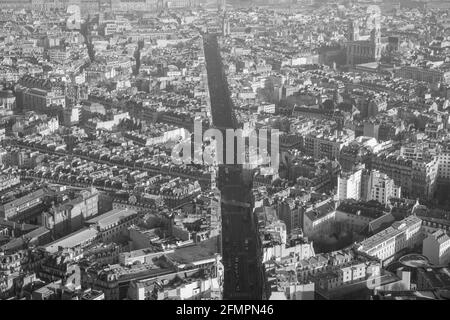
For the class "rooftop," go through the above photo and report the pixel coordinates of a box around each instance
[44,227,99,253]
[165,237,218,267]
[358,215,422,252]
[85,208,138,229]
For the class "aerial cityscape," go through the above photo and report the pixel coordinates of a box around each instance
[0,0,450,302]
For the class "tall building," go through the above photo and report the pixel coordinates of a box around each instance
[277,199,303,235]
[203,34,267,300]
[336,169,362,201]
[66,4,81,30]
[337,168,401,205]
[362,170,401,205]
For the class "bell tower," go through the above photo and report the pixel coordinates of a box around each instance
[370,17,381,60]
[347,19,359,42]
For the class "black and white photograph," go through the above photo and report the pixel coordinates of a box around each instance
[0,0,449,309]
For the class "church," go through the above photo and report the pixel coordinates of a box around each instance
[345,15,386,66]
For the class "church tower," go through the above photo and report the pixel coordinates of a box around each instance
[370,17,382,60]
[347,19,359,42]
[222,13,230,37]
[370,24,381,46]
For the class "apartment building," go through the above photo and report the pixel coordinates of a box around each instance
[394,66,450,85]
[42,188,99,238]
[0,189,46,221]
[336,169,362,201]
[422,229,450,266]
[357,215,422,264]
[304,130,353,160]
[0,175,20,192]
[362,170,401,205]
[85,208,139,243]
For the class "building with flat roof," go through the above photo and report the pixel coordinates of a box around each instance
[362,170,401,205]
[85,208,139,243]
[83,237,220,300]
[357,215,422,264]
[119,247,165,266]
[0,189,46,222]
[43,227,99,254]
[335,200,390,235]
[81,289,105,300]
[42,187,99,239]
[303,197,336,240]
[304,130,353,160]
[395,66,450,85]
[0,226,51,253]
[337,169,362,201]
[127,265,221,300]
